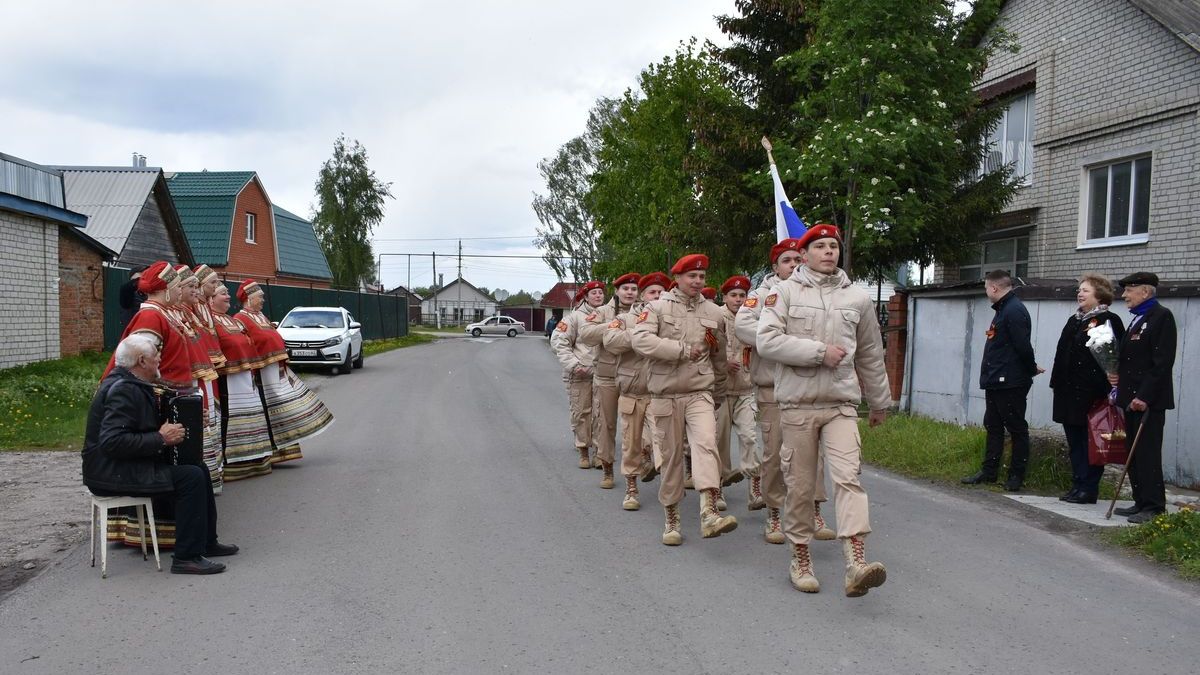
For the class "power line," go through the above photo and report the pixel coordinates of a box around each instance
[373,235,536,242]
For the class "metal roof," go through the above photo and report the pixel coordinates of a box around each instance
[1,152,65,207]
[57,167,159,254]
[273,204,333,280]
[1131,0,1200,52]
[165,171,256,265]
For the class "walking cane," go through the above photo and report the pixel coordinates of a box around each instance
[1105,419,1147,520]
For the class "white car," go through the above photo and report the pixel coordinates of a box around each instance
[277,306,364,375]
[465,315,526,337]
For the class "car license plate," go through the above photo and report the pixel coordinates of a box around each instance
[291,349,318,357]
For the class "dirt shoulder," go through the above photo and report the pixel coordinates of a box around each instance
[0,451,87,600]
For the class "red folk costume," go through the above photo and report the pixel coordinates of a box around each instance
[103,262,195,391]
[191,265,227,371]
[234,281,288,368]
[212,313,260,374]
[171,266,219,386]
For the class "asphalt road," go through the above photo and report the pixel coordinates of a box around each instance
[1,336,1197,674]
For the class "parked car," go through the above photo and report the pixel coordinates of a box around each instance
[277,306,364,375]
[465,315,526,337]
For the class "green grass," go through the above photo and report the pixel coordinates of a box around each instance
[0,352,108,451]
[1104,509,1200,580]
[362,333,436,356]
[410,324,470,335]
[861,413,1078,496]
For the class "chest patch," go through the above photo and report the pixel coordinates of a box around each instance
[608,319,624,329]
[586,313,598,322]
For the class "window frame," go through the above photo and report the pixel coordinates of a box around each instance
[1077,152,1152,249]
[245,212,257,244]
[957,234,1030,282]
[979,90,1036,186]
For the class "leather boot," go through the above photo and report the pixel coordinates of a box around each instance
[699,488,738,538]
[662,503,682,546]
[622,475,640,511]
[592,453,603,470]
[764,507,785,544]
[715,488,727,511]
[683,455,694,490]
[843,534,887,597]
[813,502,835,540]
[640,449,658,482]
[722,469,744,487]
[578,447,590,469]
[747,476,765,511]
[789,543,820,593]
[600,461,614,489]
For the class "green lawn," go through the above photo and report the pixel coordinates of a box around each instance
[0,352,108,451]
[363,333,436,356]
[1104,509,1200,580]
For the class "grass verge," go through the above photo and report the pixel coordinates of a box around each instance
[0,352,108,451]
[363,333,436,357]
[1102,509,1200,580]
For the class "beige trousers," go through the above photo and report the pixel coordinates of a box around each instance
[717,392,760,478]
[756,387,787,509]
[648,392,721,506]
[779,406,871,545]
[618,394,651,476]
[593,378,619,464]
[567,377,593,450]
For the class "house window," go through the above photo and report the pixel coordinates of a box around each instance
[475,309,485,322]
[957,235,1029,282]
[245,213,257,243]
[1084,156,1151,244]
[979,90,1035,184]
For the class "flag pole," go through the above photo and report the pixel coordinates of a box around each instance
[761,136,776,166]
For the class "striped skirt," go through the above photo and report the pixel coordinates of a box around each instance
[201,380,223,494]
[260,363,333,459]
[221,370,274,482]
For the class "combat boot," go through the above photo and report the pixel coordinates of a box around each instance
[747,476,765,511]
[843,534,887,597]
[662,503,682,546]
[622,476,640,511]
[789,543,820,593]
[764,507,785,544]
[639,449,658,482]
[600,461,614,489]
[578,447,590,469]
[700,488,738,538]
[683,455,694,490]
[722,469,744,487]
[814,502,835,540]
[715,488,727,511]
[592,454,602,470]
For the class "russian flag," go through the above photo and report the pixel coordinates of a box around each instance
[769,162,807,241]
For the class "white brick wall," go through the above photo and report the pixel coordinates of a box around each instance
[0,211,61,368]
[977,0,1200,280]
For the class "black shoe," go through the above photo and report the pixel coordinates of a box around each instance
[170,556,226,575]
[1004,477,1023,492]
[1113,504,1142,517]
[1064,492,1097,504]
[1127,509,1166,524]
[1059,489,1079,501]
[961,471,997,485]
[207,542,239,557]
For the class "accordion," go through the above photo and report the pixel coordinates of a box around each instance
[157,390,205,467]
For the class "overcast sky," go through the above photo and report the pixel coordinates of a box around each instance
[0,0,734,293]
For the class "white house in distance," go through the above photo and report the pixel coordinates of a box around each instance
[419,278,496,326]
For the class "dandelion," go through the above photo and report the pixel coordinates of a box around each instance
[908,187,916,194]
[857,138,864,143]
[891,43,897,49]
[880,105,890,113]
[932,89,939,97]
[898,163,906,170]
[861,57,870,66]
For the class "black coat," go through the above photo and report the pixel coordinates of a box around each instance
[980,291,1038,390]
[81,367,173,495]
[1116,302,1176,410]
[1049,311,1125,425]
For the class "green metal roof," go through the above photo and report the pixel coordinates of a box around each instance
[273,205,333,280]
[165,171,254,265]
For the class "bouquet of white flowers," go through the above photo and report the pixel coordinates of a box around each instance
[1085,320,1119,375]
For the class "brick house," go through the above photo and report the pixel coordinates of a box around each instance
[58,224,117,355]
[165,171,332,288]
[941,0,1200,282]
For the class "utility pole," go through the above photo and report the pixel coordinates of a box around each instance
[457,239,463,325]
[432,251,439,329]
[407,253,411,294]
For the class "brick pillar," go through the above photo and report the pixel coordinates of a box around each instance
[885,291,908,402]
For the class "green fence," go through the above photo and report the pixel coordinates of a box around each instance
[103,267,407,350]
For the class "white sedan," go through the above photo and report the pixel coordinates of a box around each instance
[277,306,364,375]
[465,315,526,337]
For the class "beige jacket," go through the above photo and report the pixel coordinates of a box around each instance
[722,305,753,396]
[551,303,596,381]
[602,303,651,397]
[631,288,727,399]
[756,267,891,412]
[734,274,782,388]
[578,298,633,381]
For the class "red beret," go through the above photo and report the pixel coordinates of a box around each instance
[136,261,178,294]
[613,272,640,288]
[701,287,716,300]
[668,280,678,291]
[581,280,604,295]
[797,224,842,249]
[720,275,751,294]
[236,279,263,303]
[670,254,709,275]
[770,238,803,263]
[638,272,670,291]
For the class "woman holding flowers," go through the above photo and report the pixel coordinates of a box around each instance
[1049,273,1124,504]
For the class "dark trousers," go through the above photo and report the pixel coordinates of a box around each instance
[1125,409,1167,512]
[982,384,1031,480]
[92,464,218,559]
[1063,423,1103,494]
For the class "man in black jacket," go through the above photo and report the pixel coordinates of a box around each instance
[82,334,238,574]
[1109,272,1176,523]
[963,270,1043,491]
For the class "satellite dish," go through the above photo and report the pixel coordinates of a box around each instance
[494,289,510,302]
[531,291,544,302]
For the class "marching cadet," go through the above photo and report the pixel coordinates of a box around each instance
[632,254,737,545]
[717,275,761,511]
[736,239,836,544]
[757,224,891,597]
[579,273,641,489]
[552,281,606,469]
[603,272,670,510]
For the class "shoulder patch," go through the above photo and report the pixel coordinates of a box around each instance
[744,297,758,309]
[608,319,623,329]
[636,311,650,324]
[556,321,568,332]
[764,293,778,307]
[585,313,598,322]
